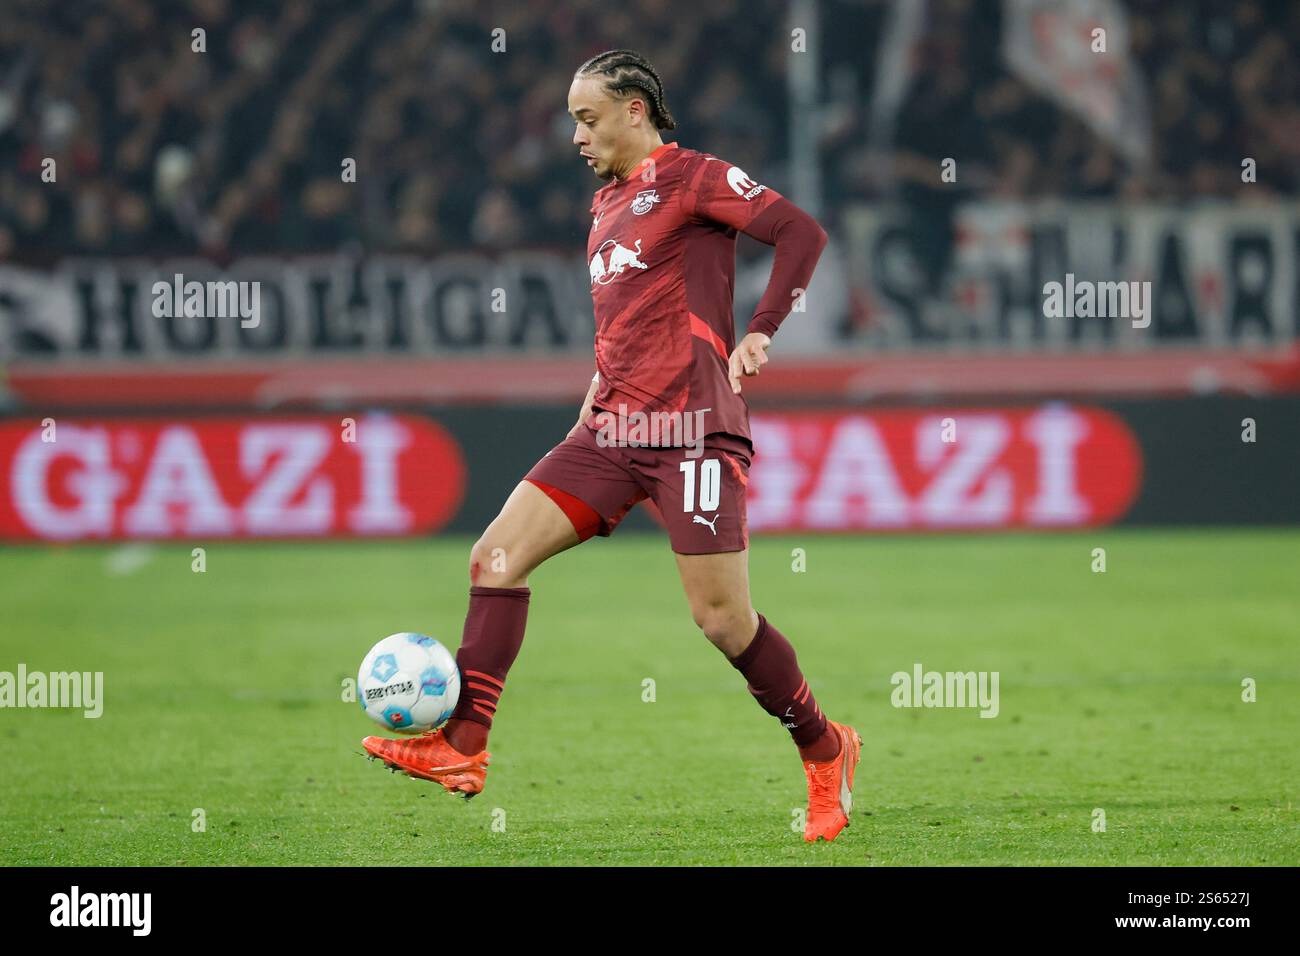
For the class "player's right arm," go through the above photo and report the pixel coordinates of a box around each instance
[567,370,600,438]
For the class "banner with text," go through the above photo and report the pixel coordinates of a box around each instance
[5,399,1293,542]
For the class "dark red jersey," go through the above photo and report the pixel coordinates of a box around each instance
[583,141,827,450]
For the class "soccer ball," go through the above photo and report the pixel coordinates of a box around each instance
[358,633,460,734]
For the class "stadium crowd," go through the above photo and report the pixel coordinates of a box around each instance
[0,0,1295,263]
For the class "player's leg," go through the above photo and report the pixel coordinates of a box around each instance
[440,479,587,757]
[363,479,588,795]
[467,478,585,589]
[674,548,837,758]
[363,453,636,796]
[644,437,834,754]
[400,424,642,783]
[674,547,861,841]
[649,435,861,840]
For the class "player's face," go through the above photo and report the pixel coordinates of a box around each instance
[568,76,633,181]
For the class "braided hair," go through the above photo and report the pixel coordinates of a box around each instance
[575,50,677,131]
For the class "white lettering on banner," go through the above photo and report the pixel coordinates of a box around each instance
[0,410,1136,539]
[915,415,1012,525]
[241,425,333,533]
[803,418,911,528]
[1,414,446,540]
[0,201,1288,363]
[12,427,121,539]
[843,201,1300,350]
[744,408,1140,530]
[1023,404,1090,524]
[348,415,412,533]
[122,427,236,536]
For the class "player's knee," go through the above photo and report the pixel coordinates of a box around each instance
[468,536,525,588]
[692,600,754,647]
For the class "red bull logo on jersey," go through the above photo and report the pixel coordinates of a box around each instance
[589,238,649,286]
[630,189,661,215]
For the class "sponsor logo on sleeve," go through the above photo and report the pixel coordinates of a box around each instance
[726,166,766,201]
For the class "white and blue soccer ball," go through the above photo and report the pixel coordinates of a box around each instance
[358,633,460,734]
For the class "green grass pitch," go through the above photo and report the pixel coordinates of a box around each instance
[1,529,1296,866]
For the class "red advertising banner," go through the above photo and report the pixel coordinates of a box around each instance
[0,404,1144,541]
[0,414,465,541]
[744,405,1142,531]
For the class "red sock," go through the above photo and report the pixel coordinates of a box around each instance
[444,585,530,754]
[797,725,842,763]
[728,613,838,759]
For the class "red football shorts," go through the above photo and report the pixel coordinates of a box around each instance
[524,422,752,555]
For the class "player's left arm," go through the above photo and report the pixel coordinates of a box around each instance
[683,158,829,394]
[728,197,828,393]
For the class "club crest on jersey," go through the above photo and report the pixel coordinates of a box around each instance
[727,166,766,201]
[630,189,661,215]
[589,238,648,286]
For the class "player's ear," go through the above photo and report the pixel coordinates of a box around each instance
[628,95,647,128]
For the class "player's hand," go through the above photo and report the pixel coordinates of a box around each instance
[728,332,771,394]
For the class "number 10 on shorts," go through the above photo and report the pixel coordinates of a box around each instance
[680,459,721,512]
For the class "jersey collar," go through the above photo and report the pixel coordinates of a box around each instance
[616,141,678,183]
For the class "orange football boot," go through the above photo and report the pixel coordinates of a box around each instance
[802,720,862,842]
[362,728,490,798]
